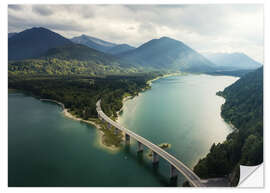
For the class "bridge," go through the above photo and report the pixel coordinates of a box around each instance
[96,100,206,187]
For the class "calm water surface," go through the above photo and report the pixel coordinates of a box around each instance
[8,74,237,186]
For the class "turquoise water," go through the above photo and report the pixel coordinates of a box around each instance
[118,74,238,168]
[8,74,237,187]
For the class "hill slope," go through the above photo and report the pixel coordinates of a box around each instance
[204,52,262,70]
[8,27,73,60]
[44,44,121,63]
[70,35,116,53]
[9,44,137,76]
[194,67,263,185]
[107,44,135,55]
[8,32,17,38]
[71,35,135,54]
[118,37,215,72]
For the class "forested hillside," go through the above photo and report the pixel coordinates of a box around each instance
[193,67,263,186]
[8,44,139,76]
[118,37,215,72]
[106,44,135,55]
[9,73,160,120]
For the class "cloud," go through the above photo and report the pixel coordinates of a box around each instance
[32,5,53,16]
[8,4,263,62]
[8,5,23,10]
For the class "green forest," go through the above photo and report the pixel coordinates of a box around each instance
[8,57,139,76]
[193,67,263,186]
[9,73,160,120]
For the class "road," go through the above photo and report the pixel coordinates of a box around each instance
[96,99,205,187]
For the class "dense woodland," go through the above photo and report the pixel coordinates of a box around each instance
[8,58,137,76]
[193,67,263,186]
[9,73,160,120]
[8,44,141,76]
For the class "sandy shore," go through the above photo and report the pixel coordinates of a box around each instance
[146,72,182,86]
[95,130,121,153]
[41,99,124,152]
[115,95,132,122]
[40,98,101,129]
[40,72,182,152]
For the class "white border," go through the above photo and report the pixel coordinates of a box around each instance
[1,0,269,193]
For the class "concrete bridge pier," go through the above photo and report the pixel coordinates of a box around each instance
[125,134,130,144]
[170,165,178,179]
[137,141,143,152]
[152,151,159,165]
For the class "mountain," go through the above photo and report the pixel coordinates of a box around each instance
[204,52,262,70]
[8,27,73,60]
[71,35,135,54]
[71,35,117,53]
[107,44,135,55]
[8,32,17,38]
[43,44,125,65]
[118,37,215,72]
[8,43,138,76]
[194,67,263,185]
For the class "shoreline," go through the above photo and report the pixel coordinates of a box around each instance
[146,72,182,86]
[40,99,101,129]
[40,98,118,151]
[40,72,182,152]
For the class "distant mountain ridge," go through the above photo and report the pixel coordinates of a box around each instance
[9,27,248,74]
[118,37,215,72]
[71,34,135,54]
[204,52,262,70]
[9,27,73,60]
[71,34,116,53]
[106,44,135,55]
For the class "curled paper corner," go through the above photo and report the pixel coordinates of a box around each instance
[238,163,264,187]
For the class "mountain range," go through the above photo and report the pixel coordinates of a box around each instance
[70,35,135,55]
[8,27,262,75]
[118,37,215,72]
[204,52,262,70]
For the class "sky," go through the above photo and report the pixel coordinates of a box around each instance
[8,4,263,62]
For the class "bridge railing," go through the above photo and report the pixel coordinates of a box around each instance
[96,99,204,187]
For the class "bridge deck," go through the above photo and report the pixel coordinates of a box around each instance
[96,100,205,187]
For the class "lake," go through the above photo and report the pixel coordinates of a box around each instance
[8,74,238,187]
